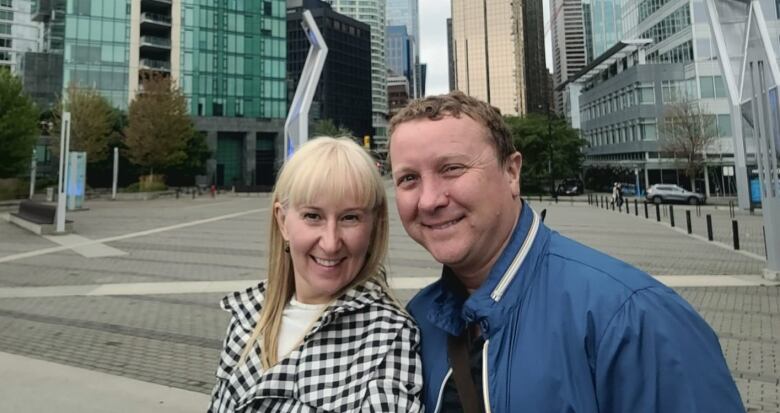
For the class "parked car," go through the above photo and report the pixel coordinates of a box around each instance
[645,184,706,205]
[556,178,584,195]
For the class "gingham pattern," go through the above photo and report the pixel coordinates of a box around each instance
[207,280,424,413]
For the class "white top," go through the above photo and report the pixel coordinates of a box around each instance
[278,297,327,359]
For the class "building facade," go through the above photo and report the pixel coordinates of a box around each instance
[447,17,455,91]
[1,0,40,73]
[565,0,780,196]
[387,72,409,117]
[29,0,288,188]
[385,24,410,80]
[549,0,586,114]
[450,0,547,115]
[386,0,422,97]
[287,0,372,140]
[326,0,388,144]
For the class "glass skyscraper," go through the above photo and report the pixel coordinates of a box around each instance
[40,0,288,187]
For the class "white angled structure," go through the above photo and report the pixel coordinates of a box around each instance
[705,0,779,279]
[284,10,328,161]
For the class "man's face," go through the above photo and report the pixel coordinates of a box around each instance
[390,115,522,281]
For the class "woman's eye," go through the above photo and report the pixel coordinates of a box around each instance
[303,213,320,221]
[342,214,360,222]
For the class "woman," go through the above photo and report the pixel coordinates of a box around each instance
[208,137,423,412]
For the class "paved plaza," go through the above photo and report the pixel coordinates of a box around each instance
[0,188,778,411]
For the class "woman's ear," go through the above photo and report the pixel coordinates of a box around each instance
[274,202,289,240]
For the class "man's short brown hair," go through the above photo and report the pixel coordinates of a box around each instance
[388,91,516,164]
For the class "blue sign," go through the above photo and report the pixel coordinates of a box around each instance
[749,177,762,205]
[67,151,87,210]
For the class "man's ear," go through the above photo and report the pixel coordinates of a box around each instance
[274,202,289,240]
[505,152,522,198]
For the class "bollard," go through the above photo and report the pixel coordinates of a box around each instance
[655,203,661,222]
[192,190,196,199]
[732,220,740,250]
[685,210,692,234]
[634,199,638,216]
[728,201,734,219]
[706,214,713,241]
[669,205,675,227]
[541,209,547,221]
[644,201,649,219]
[625,201,630,214]
[611,201,615,211]
[764,227,768,259]
[696,204,701,218]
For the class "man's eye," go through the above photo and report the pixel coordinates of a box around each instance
[443,165,464,174]
[397,175,417,185]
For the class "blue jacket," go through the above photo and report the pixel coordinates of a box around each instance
[407,205,744,413]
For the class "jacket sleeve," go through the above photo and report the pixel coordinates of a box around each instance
[594,286,745,412]
[360,321,425,413]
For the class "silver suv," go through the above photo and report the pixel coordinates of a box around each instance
[646,184,706,205]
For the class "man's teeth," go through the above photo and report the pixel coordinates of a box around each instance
[313,257,341,267]
[430,218,460,230]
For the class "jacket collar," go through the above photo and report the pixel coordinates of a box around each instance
[427,202,549,336]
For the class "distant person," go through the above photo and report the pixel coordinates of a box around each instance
[388,91,743,412]
[208,137,423,412]
[611,182,620,208]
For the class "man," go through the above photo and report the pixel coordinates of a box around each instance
[388,91,743,412]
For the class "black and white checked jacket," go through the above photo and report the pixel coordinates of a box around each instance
[208,280,424,413]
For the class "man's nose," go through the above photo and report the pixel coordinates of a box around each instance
[417,181,448,212]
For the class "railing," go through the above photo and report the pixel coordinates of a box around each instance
[140,58,170,71]
[140,12,171,25]
[140,35,171,47]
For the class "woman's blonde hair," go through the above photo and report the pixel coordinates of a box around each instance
[241,136,390,369]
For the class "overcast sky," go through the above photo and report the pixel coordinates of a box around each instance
[419,0,554,96]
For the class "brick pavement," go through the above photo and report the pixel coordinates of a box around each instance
[0,194,776,411]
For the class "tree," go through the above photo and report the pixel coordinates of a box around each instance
[312,119,355,140]
[0,69,39,178]
[51,84,115,163]
[124,73,194,184]
[505,113,586,194]
[164,131,211,186]
[659,99,717,191]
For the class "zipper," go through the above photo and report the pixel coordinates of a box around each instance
[482,339,492,413]
[490,210,540,302]
[434,368,453,413]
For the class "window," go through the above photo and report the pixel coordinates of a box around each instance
[700,76,715,98]
[0,23,9,34]
[717,114,732,137]
[641,120,657,140]
[0,38,10,48]
[639,86,655,104]
[0,10,12,20]
[0,0,10,8]
[74,0,91,15]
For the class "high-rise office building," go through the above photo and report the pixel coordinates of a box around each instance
[0,0,40,73]
[386,24,411,79]
[287,0,372,140]
[450,0,547,116]
[549,0,586,114]
[33,0,288,187]
[386,0,422,97]
[447,17,455,92]
[326,0,388,143]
